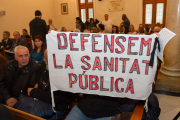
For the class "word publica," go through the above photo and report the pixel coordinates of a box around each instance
[57,33,152,56]
[69,73,134,94]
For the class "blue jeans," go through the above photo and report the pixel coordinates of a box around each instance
[65,105,115,120]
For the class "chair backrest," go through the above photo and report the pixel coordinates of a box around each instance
[0,47,6,57]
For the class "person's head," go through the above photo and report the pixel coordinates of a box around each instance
[90,27,99,33]
[104,14,108,20]
[129,25,135,32]
[156,23,161,29]
[76,17,81,23]
[3,31,10,39]
[48,19,52,25]
[102,30,111,33]
[112,25,119,33]
[98,24,105,31]
[122,14,128,21]
[90,18,94,23]
[139,24,144,28]
[22,29,27,35]
[61,27,67,32]
[73,29,80,32]
[123,25,129,34]
[13,31,21,41]
[14,46,30,68]
[43,49,48,64]
[138,27,144,33]
[84,29,90,33]
[35,10,42,17]
[154,26,161,33]
[33,35,46,52]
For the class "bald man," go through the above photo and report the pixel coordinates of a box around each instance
[6,31,28,60]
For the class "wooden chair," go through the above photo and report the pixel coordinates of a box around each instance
[0,47,6,57]
[5,105,46,120]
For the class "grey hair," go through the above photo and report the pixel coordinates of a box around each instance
[73,29,80,32]
[3,31,10,36]
[14,45,29,56]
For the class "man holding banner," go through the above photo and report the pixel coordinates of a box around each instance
[46,30,162,119]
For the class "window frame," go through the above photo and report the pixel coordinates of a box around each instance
[143,0,167,27]
[78,0,94,22]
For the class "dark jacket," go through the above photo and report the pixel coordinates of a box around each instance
[0,38,13,50]
[21,34,31,38]
[10,38,28,51]
[30,62,73,111]
[0,58,39,103]
[85,19,99,29]
[0,54,7,74]
[29,17,48,40]
[123,19,130,27]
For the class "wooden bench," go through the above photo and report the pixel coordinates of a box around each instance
[5,105,46,120]
[0,47,6,57]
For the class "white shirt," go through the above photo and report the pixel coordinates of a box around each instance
[102,19,113,31]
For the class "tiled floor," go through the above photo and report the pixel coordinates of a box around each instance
[154,93,180,120]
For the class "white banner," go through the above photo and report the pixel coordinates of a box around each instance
[46,31,157,102]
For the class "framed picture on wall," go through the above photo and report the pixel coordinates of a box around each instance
[61,3,68,14]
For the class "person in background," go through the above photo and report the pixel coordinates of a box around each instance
[122,25,129,34]
[122,14,130,29]
[102,14,113,31]
[112,25,119,34]
[29,10,48,45]
[6,31,28,60]
[84,29,91,33]
[28,49,73,120]
[0,46,39,107]
[129,25,136,34]
[90,27,99,33]
[119,22,124,33]
[30,35,46,64]
[156,22,162,30]
[73,29,81,32]
[0,31,13,50]
[144,24,151,35]
[47,19,57,31]
[61,27,67,32]
[98,24,105,33]
[85,18,99,29]
[0,54,7,74]
[76,17,86,32]
[137,27,145,35]
[21,29,31,38]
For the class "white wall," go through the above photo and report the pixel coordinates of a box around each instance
[53,0,79,31]
[0,0,55,41]
[0,0,143,40]
[93,0,143,30]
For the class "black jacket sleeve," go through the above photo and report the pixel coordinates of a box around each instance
[0,67,11,102]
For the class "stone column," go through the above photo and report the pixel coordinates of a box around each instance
[160,0,180,77]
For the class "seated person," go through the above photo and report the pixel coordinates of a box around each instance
[30,35,46,64]
[21,29,31,38]
[98,24,105,33]
[85,18,99,29]
[65,93,160,120]
[0,46,39,107]
[137,27,145,35]
[90,27,99,33]
[61,27,67,32]
[112,25,119,34]
[0,53,8,74]
[6,31,28,60]
[122,25,129,34]
[0,31,13,50]
[28,49,73,119]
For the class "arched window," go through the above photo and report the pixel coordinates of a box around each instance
[79,0,94,23]
[143,0,167,27]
